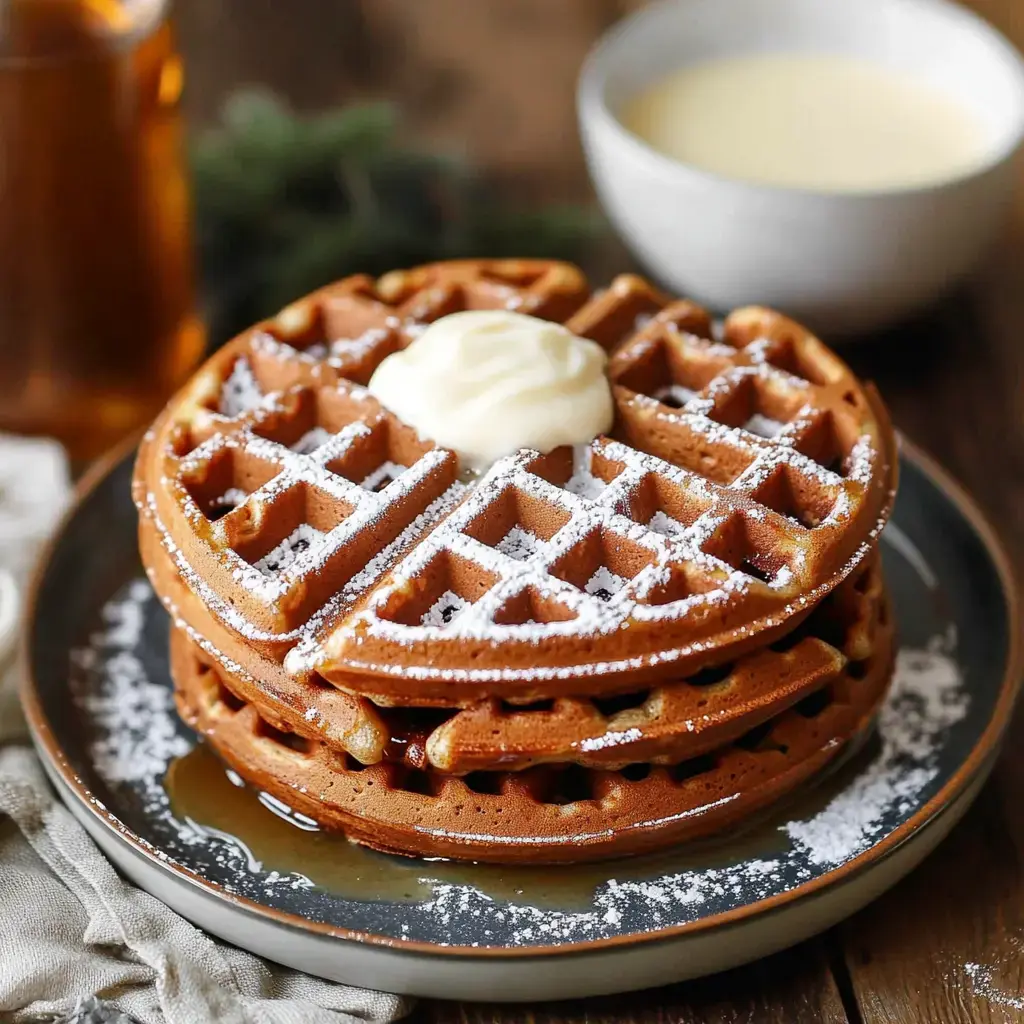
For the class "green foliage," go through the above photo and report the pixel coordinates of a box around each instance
[191,91,605,343]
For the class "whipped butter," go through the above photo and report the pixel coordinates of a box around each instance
[367,310,613,470]
[623,55,988,192]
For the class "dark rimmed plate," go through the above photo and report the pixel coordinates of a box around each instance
[20,439,1020,1001]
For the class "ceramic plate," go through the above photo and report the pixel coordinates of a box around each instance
[21,440,1020,1001]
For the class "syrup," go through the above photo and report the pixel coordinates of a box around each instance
[0,0,203,461]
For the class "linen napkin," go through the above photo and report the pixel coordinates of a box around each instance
[0,435,413,1024]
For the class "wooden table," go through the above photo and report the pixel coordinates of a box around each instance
[404,237,1024,1024]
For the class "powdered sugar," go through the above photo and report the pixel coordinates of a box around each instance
[259,327,393,373]
[321,432,888,683]
[70,579,320,894]
[253,524,326,576]
[157,302,889,690]
[213,487,247,511]
[327,328,392,364]
[219,358,265,418]
[964,945,1024,1012]
[564,448,610,500]
[183,418,455,605]
[496,526,541,561]
[404,626,971,945]
[70,580,189,787]
[422,590,469,627]
[585,566,628,601]
[784,635,967,865]
[648,511,686,538]
[578,727,644,753]
[361,461,405,492]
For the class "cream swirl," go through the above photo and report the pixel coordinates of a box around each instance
[368,310,613,471]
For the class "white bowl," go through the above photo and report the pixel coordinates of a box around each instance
[578,0,1024,334]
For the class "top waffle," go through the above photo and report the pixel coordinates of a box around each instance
[135,260,897,701]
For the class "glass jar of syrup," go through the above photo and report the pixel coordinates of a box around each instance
[0,0,205,462]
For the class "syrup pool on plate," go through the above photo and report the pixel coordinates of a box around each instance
[622,54,991,192]
[164,740,871,909]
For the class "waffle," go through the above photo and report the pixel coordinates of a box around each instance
[170,566,894,863]
[156,516,882,773]
[134,260,897,705]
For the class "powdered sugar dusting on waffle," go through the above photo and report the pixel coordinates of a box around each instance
[348,444,752,647]
[649,511,687,538]
[362,461,405,492]
[497,526,542,561]
[214,488,247,510]
[327,328,392,364]
[743,413,785,439]
[423,591,469,627]
[219,357,265,418]
[146,480,468,653]
[565,446,610,500]
[254,524,326,576]
[586,567,628,601]
[175,409,458,605]
[253,326,392,370]
[578,726,644,753]
[847,434,877,485]
[316,417,892,681]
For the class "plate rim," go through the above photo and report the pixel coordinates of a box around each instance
[19,432,1022,960]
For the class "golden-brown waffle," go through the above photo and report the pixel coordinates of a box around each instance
[424,554,885,773]
[170,574,894,862]
[135,260,897,704]
[158,501,885,777]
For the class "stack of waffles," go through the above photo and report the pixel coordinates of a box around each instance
[134,260,899,864]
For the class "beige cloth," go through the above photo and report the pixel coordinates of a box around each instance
[1,571,24,746]
[0,746,413,1024]
[0,435,412,1024]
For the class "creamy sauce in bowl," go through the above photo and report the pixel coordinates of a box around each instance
[622,54,990,192]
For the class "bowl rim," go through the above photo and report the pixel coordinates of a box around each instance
[578,0,1024,201]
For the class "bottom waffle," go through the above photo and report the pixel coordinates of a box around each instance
[170,604,896,864]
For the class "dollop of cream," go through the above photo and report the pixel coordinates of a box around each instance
[368,310,614,470]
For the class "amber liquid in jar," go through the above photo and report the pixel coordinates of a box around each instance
[0,0,205,462]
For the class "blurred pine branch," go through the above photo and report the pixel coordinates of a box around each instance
[192,92,606,343]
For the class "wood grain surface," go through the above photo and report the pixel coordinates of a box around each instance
[173,1,1024,1019]
[419,942,850,1024]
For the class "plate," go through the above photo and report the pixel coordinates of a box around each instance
[21,439,1020,1001]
